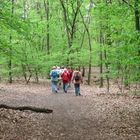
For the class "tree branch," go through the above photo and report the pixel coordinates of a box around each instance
[122,0,134,9]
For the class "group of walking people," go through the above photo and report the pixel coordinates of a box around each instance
[50,66,83,96]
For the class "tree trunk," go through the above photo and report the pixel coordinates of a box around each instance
[8,46,12,83]
[134,0,140,32]
[8,0,15,83]
[134,0,140,56]
[59,0,81,48]
[99,31,103,88]
[82,67,85,77]
[79,1,93,85]
[104,50,110,92]
[35,68,39,83]
[44,0,50,54]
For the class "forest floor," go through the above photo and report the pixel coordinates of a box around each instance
[0,81,140,140]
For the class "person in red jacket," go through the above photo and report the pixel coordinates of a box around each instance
[67,66,73,88]
[61,68,70,93]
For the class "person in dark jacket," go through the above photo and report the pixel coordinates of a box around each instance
[72,67,83,96]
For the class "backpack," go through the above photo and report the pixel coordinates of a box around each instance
[74,72,80,81]
[62,71,69,81]
[51,71,58,79]
[68,69,73,78]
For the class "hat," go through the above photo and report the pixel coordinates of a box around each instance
[52,66,56,69]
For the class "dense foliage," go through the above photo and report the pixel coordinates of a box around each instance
[0,0,140,88]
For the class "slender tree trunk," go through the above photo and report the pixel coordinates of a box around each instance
[79,1,93,85]
[8,43,12,83]
[87,32,92,85]
[124,65,129,87]
[99,50,103,87]
[104,50,110,92]
[80,30,86,48]
[134,0,140,83]
[88,62,92,85]
[44,0,50,54]
[99,31,103,87]
[85,28,92,85]
[42,36,45,50]
[46,0,50,54]
[134,0,140,32]
[35,68,39,83]
[22,64,27,82]
[8,0,15,83]
[82,67,85,77]
[59,0,71,48]
[134,0,140,57]
[23,0,28,18]
[59,0,82,48]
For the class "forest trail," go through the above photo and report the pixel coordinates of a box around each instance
[0,82,140,140]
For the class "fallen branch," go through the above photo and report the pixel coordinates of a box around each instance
[0,104,53,114]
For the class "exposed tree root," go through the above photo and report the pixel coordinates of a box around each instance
[0,104,53,114]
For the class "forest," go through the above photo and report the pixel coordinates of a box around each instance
[1,0,139,89]
[0,0,140,139]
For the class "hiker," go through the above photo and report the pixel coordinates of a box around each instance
[67,66,73,88]
[61,68,70,93]
[56,66,62,90]
[50,66,59,93]
[72,67,83,96]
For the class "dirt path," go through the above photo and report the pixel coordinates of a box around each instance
[0,83,140,140]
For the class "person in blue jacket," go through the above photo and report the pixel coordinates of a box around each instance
[50,66,59,93]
